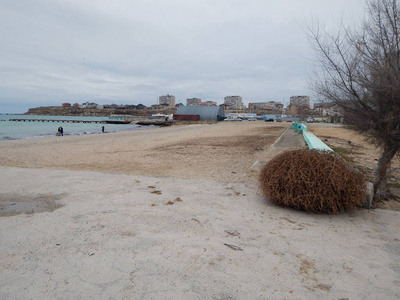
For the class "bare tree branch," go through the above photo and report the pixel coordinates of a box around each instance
[308,0,400,203]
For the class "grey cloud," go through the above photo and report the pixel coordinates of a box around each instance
[0,0,365,112]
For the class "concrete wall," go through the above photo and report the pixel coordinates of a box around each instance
[292,122,333,151]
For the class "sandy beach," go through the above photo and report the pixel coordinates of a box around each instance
[0,122,292,182]
[0,121,399,299]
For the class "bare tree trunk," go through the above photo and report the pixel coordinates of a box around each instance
[373,144,398,203]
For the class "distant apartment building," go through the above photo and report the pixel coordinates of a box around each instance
[313,102,328,116]
[313,102,342,117]
[224,96,245,109]
[159,94,176,107]
[187,98,217,106]
[79,102,98,109]
[287,104,299,115]
[248,101,283,111]
[290,96,310,108]
[187,98,201,106]
[200,101,217,106]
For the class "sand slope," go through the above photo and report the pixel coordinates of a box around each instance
[1,167,399,299]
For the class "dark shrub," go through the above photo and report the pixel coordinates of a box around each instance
[259,149,366,214]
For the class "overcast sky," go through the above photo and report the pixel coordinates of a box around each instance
[0,0,365,113]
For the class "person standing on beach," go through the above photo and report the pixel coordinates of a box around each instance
[58,126,63,136]
[101,126,105,133]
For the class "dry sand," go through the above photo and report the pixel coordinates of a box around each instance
[0,122,290,182]
[0,121,399,299]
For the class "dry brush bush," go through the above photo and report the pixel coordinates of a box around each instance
[259,149,366,214]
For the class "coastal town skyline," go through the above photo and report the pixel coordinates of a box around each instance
[33,95,299,106]
[31,95,310,111]
[0,0,365,113]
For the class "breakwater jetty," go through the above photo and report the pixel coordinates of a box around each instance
[9,118,133,124]
[10,118,106,124]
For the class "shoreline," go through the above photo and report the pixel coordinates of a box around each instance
[0,124,155,142]
[0,114,155,141]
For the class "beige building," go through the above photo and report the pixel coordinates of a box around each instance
[224,96,245,109]
[200,101,217,106]
[287,104,299,115]
[290,96,310,108]
[159,94,176,107]
[248,101,283,111]
[186,98,218,106]
[186,98,201,106]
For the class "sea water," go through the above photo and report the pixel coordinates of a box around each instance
[0,114,153,141]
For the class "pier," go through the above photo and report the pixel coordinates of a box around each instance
[10,119,107,124]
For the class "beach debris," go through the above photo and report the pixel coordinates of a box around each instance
[224,243,243,251]
[164,198,183,205]
[316,283,332,291]
[148,185,162,195]
[191,218,203,226]
[250,160,267,170]
[279,217,296,224]
[224,230,240,236]
[250,161,260,170]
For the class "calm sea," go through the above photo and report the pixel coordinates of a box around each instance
[0,114,153,141]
